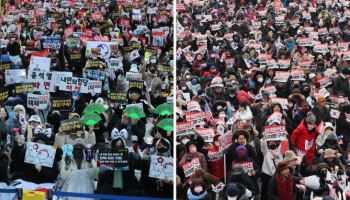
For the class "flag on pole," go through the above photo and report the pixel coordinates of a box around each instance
[204,102,213,121]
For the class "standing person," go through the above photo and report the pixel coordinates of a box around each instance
[206,134,224,180]
[332,68,350,97]
[291,112,319,165]
[267,161,304,200]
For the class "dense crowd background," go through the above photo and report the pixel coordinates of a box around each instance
[176,0,350,199]
[0,0,174,198]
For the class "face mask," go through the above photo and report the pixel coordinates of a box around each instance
[158,147,168,153]
[193,186,203,193]
[320,171,327,178]
[307,124,314,130]
[189,146,197,154]
[214,141,220,147]
[151,59,157,64]
[269,143,277,150]
[238,151,247,158]
[181,138,190,145]
[257,77,264,83]
[219,113,226,118]
[181,86,187,91]
[325,130,332,135]
[185,75,191,80]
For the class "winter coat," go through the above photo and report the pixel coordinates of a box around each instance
[291,119,319,164]
[10,143,25,178]
[226,142,258,171]
[267,173,298,200]
[332,74,349,97]
[178,152,208,172]
[336,110,350,146]
[60,160,98,200]
[234,107,253,122]
[226,173,257,196]
[140,138,173,198]
[236,90,254,104]
[312,106,331,125]
[206,144,224,179]
[260,139,283,176]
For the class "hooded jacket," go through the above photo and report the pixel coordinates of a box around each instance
[291,119,319,164]
[139,138,173,197]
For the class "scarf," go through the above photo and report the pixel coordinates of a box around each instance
[276,173,294,200]
[113,170,123,189]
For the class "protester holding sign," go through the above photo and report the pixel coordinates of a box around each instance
[0,0,174,198]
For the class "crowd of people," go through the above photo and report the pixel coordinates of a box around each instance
[176,0,350,199]
[0,0,173,198]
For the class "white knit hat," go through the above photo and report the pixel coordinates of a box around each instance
[210,77,224,88]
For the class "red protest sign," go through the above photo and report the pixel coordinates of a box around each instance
[196,127,215,142]
[218,131,232,152]
[231,161,254,176]
[263,125,287,141]
[183,157,201,177]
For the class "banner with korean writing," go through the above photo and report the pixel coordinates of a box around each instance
[27,71,54,92]
[51,97,72,110]
[29,56,51,72]
[129,80,144,90]
[263,125,288,141]
[14,83,33,95]
[60,119,84,136]
[219,131,232,151]
[183,157,201,177]
[176,121,195,136]
[231,161,254,176]
[43,36,61,49]
[98,148,129,170]
[59,77,90,93]
[196,127,215,142]
[0,61,11,74]
[274,71,290,82]
[27,93,49,110]
[0,86,9,103]
[108,91,127,103]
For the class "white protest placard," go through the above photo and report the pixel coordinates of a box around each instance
[27,71,54,92]
[275,16,285,26]
[219,131,232,152]
[5,69,26,84]
[304,27,314,33]
[329,27,341,34]
[24,142,56,168]
[330,109,340,119]
[208,151,223,162]
[304,175,320,189]
[299,60,313,68]
[314,44,329,53]
[291,69,305,81]
[27,93,49,110]
[260,85,277,95]
[266,59,278,69]
[266,112,283,125]
[85,80,102,94]
[109,58,123,70]
[274,71,290,82]
[125,72,143,81]
[278,59,290,69]
[298,37,314,47]
[183,157,201,177]
[263,125,288,141]
[231,161,254,176]
[342,50,350,60]
[51,71,73,91]
[58,77,90,93]
[338,42,348,51]
[29,56,51,71]
[271,97,288,108]
[330,95,349,104]
[149,155,173,180]
[185,111,205,125]
[211,24,221,31]
[186,101,201,112]
[318,28,328,36]
[177,121,195,136]
[258,54,272,64]
[86,41,119,60]
[319,76,332,88]
[196,128,215,142]
[314,88,330,99]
